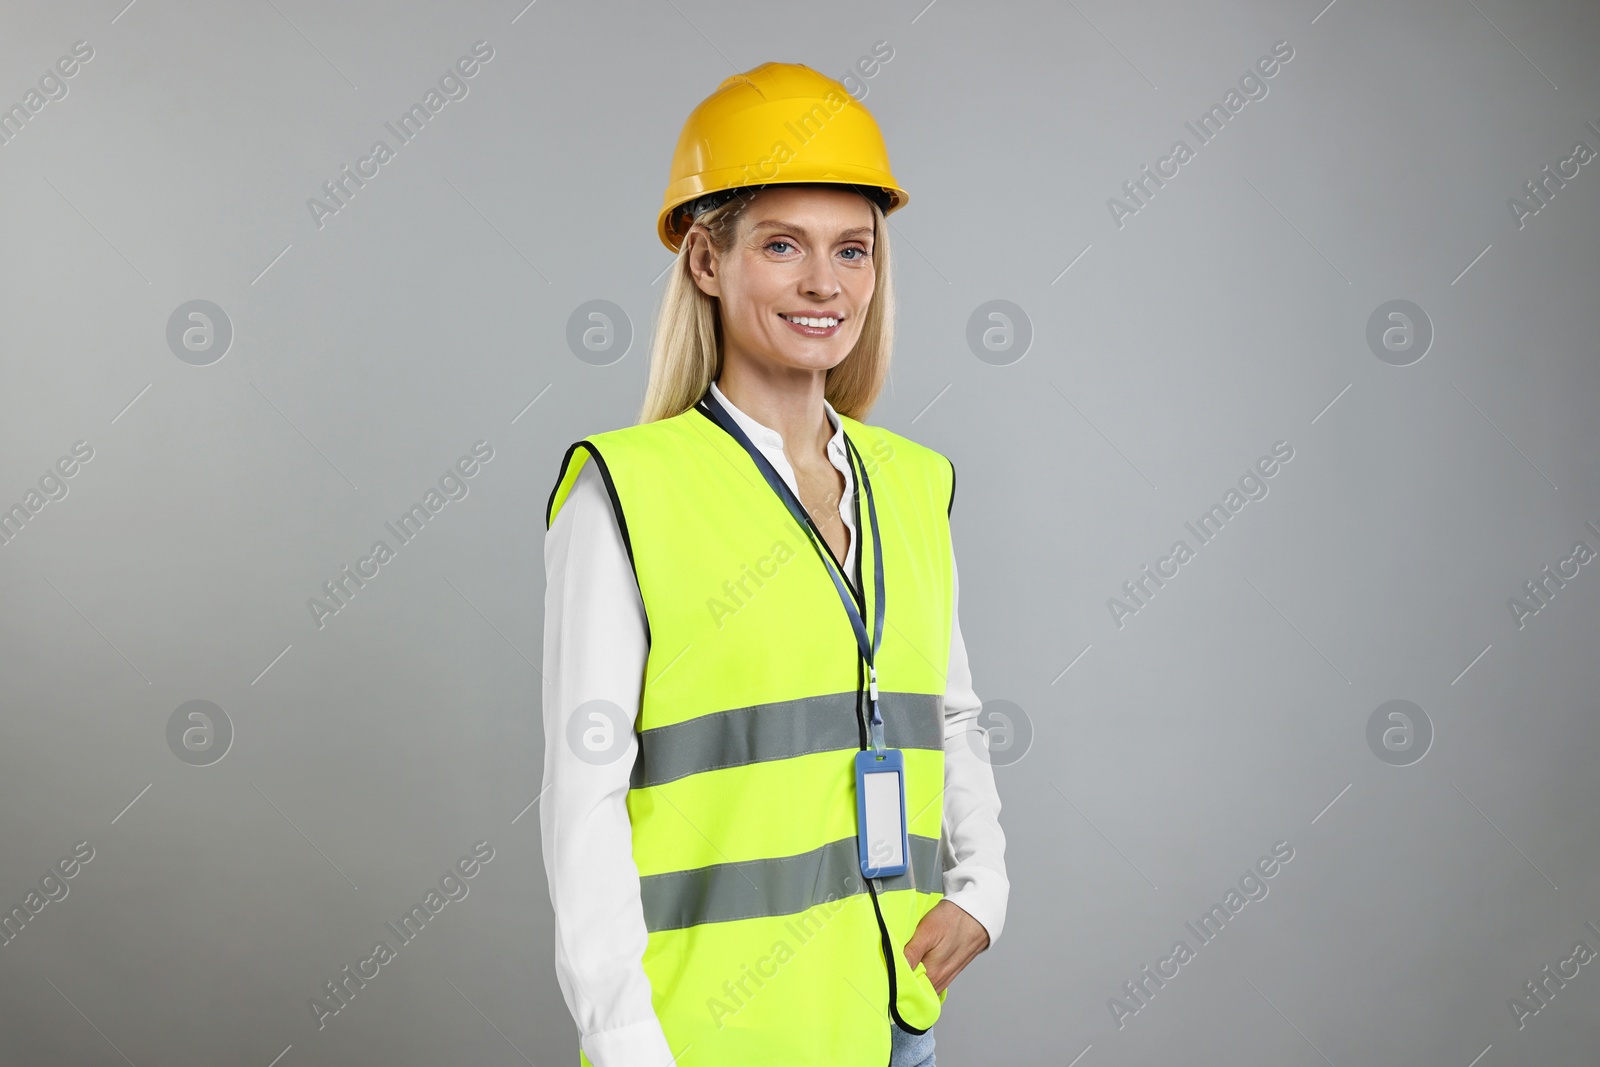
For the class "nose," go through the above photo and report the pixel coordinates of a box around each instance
[799,251,842,301]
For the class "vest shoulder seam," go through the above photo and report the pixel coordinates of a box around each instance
[547,439,653,647]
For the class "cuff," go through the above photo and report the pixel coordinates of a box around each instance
[582,1017,678,1067]
[942,869,1010,948]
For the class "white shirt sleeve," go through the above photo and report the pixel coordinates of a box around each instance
[541,459,678,1067]
[938,546,1011,947]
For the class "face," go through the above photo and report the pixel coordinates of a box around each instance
[686,185,877,378]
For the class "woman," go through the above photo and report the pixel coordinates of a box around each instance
[542,63,1008,1067]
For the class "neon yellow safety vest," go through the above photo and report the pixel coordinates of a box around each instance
[546,398,957,1067]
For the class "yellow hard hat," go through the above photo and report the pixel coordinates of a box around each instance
[657,62,910,252]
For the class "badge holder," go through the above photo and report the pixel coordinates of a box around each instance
[855,672,909,880]
[855,747,908,878]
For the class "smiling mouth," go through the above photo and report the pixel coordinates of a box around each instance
[777,312,843,337]
[777,315,851,340]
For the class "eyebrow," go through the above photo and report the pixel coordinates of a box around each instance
[748,219,874,240]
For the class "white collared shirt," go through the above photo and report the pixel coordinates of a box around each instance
[540,379,1009,1067]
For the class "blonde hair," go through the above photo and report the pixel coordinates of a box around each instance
[636,187,895,425]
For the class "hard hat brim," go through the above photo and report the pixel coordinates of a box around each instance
[659,174,908,253]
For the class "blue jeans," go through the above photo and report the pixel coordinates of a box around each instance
[889,1024,936,1067]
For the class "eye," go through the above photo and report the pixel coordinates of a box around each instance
[765,240,794,254]
[839,246,871,261]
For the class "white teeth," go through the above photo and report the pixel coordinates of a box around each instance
[784,314,838,328]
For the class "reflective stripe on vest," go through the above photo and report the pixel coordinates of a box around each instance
[641,833,944,932]
[548,402,956,1067]
[629,690,943,789]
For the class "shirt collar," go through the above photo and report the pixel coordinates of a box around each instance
[709,378,847,460]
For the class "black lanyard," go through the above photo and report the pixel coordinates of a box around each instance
[697,389,890,753]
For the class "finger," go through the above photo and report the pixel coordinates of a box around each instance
[915,942,955,983]
[902,920,944,965]
[902,933,931,968]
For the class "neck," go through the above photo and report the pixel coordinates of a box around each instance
[715,357,833,461]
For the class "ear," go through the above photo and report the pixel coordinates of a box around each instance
[684,228,723,299]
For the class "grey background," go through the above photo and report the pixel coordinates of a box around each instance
[2,0,1599,1064]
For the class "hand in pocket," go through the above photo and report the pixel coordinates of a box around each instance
[901,899,991,994]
